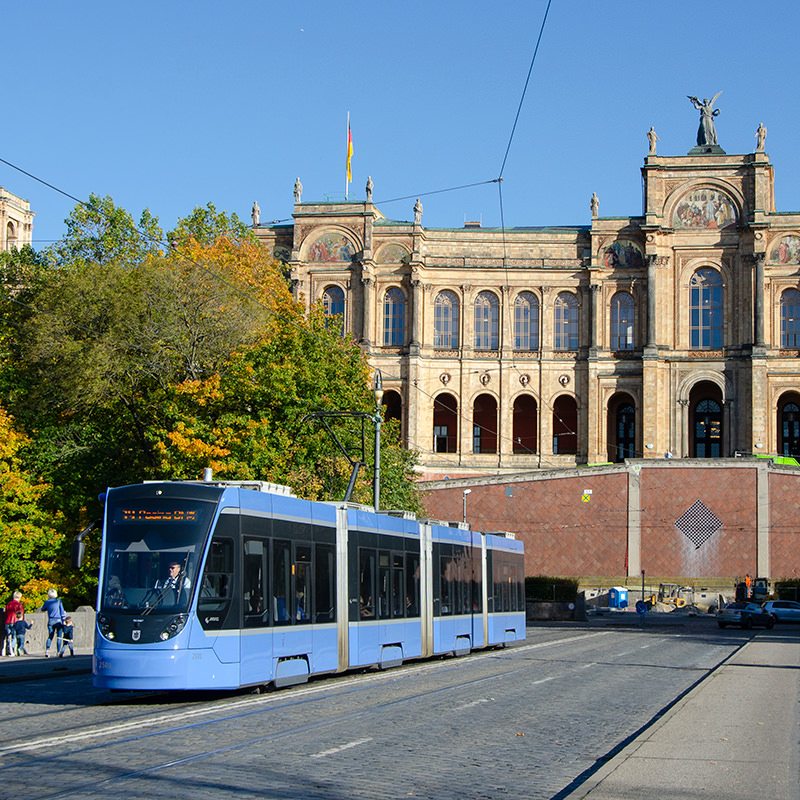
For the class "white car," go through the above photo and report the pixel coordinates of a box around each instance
[762,600,800,623]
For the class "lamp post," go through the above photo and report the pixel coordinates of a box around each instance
[462,488,472,523]
[372,369,384,511]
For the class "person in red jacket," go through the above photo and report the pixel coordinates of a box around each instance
[4,591,24,656]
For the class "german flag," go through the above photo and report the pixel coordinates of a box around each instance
[346,119,353,183]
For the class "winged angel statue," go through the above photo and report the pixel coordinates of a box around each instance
[688,92,722,146]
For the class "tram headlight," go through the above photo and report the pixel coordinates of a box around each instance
[159,614,188,641]
[97,614,113,639]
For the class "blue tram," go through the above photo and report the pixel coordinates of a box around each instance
[93,479,526,691]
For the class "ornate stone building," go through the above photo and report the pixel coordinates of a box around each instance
[254,129,800,481]
[0,187,34,252]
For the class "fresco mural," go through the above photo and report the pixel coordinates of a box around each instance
[673,188,737,229]
[308,232,356,262]
[603,239,644,268]
[377,243,408,263]
[769,235,800,264]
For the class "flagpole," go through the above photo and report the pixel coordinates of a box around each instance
[345,111,350,200]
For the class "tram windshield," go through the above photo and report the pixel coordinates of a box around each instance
[100,497,216,614]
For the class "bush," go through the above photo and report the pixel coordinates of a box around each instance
[525,575,580,603]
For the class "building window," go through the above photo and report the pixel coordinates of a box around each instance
[513,395,537,454]
[610,292,635,350]
[615,404,635,460]
[693,398,722,457]
[554,292,579,350]
[474,292,499,350]
[780,289,800,348]
[433,393,458,453]
[514,292,539,351]
[552,395,578,454]
[780,400,800,457]
[472,394,498,454]
[690,268,723,350]
[322,285,345,332]
[434,291,459,349]
[383,288,406,346]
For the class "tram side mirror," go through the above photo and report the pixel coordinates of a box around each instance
[71,538,85,570]
[71,519,100,570]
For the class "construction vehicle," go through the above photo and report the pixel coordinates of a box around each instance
[646,583,688,609]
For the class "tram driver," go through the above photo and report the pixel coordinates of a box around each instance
[154,560,191,601]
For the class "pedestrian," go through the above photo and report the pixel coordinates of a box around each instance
[41,589,66,657]
[13,611,32,656]
[58,616,75,657]
[4,591,24,657]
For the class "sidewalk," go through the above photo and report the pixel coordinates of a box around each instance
[0,651,92,683]
[562,630,800,800]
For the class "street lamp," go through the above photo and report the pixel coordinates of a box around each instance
[372,369,384,511]
[462,488,472,523]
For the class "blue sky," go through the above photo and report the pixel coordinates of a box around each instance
[3,1,800,247]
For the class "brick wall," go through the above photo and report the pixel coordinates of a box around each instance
[422,460,799,580]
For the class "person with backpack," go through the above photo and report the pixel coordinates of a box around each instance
[4,591,24,656]
[41,589,66,657]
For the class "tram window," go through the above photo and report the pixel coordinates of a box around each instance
[378,551,391,619]
[273,540,291,624]
[359,549,376,619]
[391,554,404,618]
[440,548,454,616]
[243,538,269,628]
[295,544,312,623]
[405,554,420,617]
[314,543,335,623]
[198,538,234,629]
[471,547,482,612]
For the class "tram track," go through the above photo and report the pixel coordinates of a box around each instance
[4,630,624,800]
[0,630,611,760]
[0,626,748,800]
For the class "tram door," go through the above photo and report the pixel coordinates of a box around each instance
[240,537,272,685]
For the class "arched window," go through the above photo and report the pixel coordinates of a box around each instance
[5,222,17,251]
[382,390,403,437]
[779,399,800,457]
[554,292,579,350]
[693,398,722,457]
[514,292,539,351]
[610,292,635,350]
[690,268,723,350]
[474,292,499,350]
[513,395,537,454]
[321,285,345,332]
[780,289,800,348]
[614,404,636,461]
[433,393,458,453]
[383,288,406,346]
[553,395,578,455]
[434,291,460,349]
[472,394,498,454]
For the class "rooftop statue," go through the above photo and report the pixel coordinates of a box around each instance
[688,92,722,146]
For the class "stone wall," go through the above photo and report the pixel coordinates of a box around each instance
[422,458,799,580]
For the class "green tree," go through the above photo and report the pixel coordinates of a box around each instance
[0,405,65,603]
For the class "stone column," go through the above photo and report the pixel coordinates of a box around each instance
[589,283,601,353]
[410,275,423,353]
[754,252,766,348]
[646,254,657,349]
[362,275,374,347]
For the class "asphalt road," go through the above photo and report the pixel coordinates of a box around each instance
[0,619,770,800]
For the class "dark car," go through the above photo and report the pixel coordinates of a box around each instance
[717,602,775,629]
[762,600,800,623]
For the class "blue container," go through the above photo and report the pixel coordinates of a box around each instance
[609,587,628,608]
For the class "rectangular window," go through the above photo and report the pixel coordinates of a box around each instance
[243,538,269,627]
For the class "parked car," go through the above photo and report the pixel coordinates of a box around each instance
[717,602,775,629]
[762,600,800,623]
